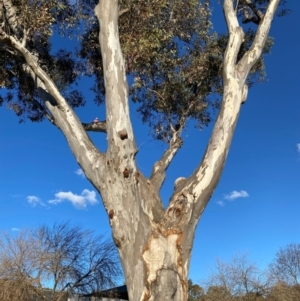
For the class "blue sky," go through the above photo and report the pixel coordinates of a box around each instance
[0,1,300,284]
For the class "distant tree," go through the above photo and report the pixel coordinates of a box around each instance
[241,291,265,301]
[266,281,300,301]
[269,243,300,285]
[0,230,44,301]
[204,285,232,301]
[188,279,205,301]
[204,253,269,299]
[0,0,289,300]
[0,222,121,301]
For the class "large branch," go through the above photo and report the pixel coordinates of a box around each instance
[167,0,280,225]
[94,2,165,241]
[0,29,106,184]
[190,0,280,213]
[237,0,281,81]
[150,101,195,191]
[150,132,182,191]
[184,0,244,205]
[95,0,137,183]
[2,0,21,36]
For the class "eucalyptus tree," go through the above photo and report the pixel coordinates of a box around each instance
[0,0,288,300]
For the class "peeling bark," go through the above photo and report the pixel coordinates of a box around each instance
[83,0,280,300]
[0,0,281,300]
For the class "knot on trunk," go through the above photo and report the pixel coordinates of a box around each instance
[118,129,128,140]
[108,209,114,219]
[166,193,187,221]
[123,167,133,178]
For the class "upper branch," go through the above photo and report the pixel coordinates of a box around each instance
[166,0,262,224]
[150,106,192,191]
[2,0,22,36]
[243,0,264,22]
[0,30,66,109]
[224,0,240,34]
[119,8,129,17]
[168,0,280,221]
[223,0,245,72]
[95,0,137,164]
[150,131,182,190]
[240,0,264,24]
[0,29,105,182]
[237,0,281,81]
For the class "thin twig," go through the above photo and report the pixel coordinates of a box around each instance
[119,8,129,17]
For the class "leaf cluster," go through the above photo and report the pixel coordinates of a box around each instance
[0,0,90,122]
[0,0,287,139]
[79,0,279,141]
[234,0,290,24]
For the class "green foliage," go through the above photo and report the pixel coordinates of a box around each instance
[0,0,89,122]
[0,0,288,138]
[80,0,278,141]
[188,279,205,301]
[235,0,290,24]
[124,0,220,140]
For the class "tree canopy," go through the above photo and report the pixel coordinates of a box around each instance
[0,1,290,300]
[0,0,288,139]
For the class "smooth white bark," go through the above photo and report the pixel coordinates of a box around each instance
[0,0,281,300]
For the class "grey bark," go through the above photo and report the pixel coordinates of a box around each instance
[0,0,281,300]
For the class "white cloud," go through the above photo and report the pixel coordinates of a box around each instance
[224,190,249,201]
[49,189,98,209]
[27,195,45,207]
[12,228,20,231]
[297,143,300,154]
[216,200,225,207]
[75,168,85,178]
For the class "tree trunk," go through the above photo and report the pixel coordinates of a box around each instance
[91,0,280,300]
[100,171,194,301]
[0,0,280,300]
